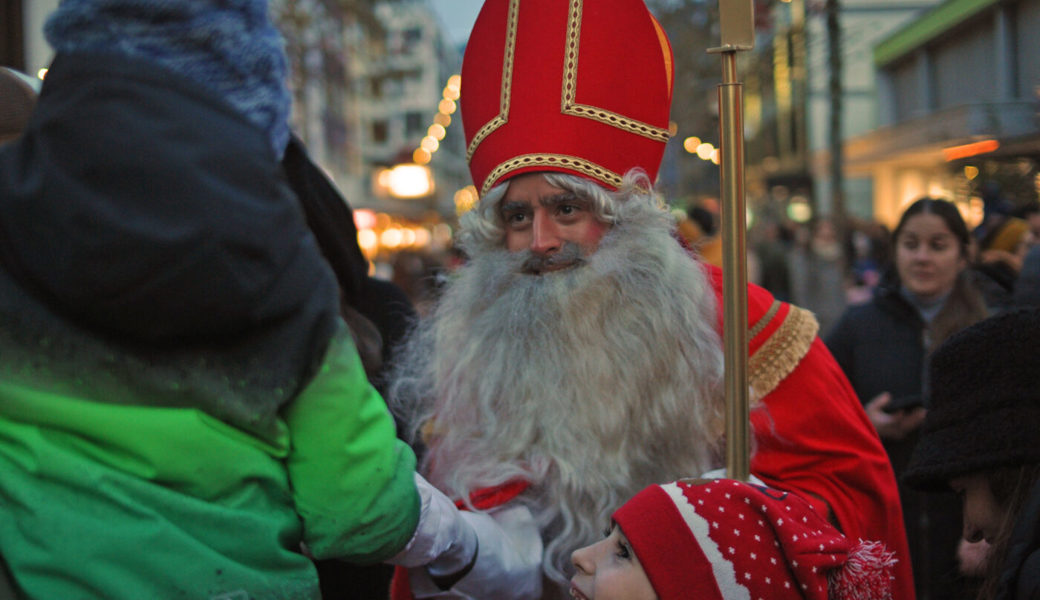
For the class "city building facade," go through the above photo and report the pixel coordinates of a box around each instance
[273,0,467,222]
[739,0,943,225]
[846,0,1040,225]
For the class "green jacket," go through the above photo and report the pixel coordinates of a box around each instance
[0,325,419,600]
[0,50,419,599]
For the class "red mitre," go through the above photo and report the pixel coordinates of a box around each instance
[461,0,674,196]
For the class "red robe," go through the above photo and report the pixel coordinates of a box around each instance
[705,264,915,599]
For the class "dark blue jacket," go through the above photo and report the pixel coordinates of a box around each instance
[825,278,970,600]
[999,478,1040,600]
[825,279,926,408]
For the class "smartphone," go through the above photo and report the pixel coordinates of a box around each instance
[882,394,924,414]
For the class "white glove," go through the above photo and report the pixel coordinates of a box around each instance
[388,473,479,588]
[406,504,543,599]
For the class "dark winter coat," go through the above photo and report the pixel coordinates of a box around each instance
[825,279,926,408]
[998,478,1040,600]
[825,279,971,600]
[1013,245,1040,308]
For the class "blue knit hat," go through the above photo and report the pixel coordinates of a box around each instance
[45,0,291,157]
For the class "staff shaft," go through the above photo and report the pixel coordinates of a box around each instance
[718,50,750,482]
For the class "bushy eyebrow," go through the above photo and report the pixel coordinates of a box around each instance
[499,192,583,215]
[499,200,531,216]
[539,192,581,207]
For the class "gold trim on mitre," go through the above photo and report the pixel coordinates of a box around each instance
[559,0,670,143]
[465,0,520,162]
[481,153,624,196]
[748,302,819,402]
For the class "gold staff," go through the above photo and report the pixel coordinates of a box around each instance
[707,0,754,482]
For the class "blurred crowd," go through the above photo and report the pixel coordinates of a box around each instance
[670,190,1040,335]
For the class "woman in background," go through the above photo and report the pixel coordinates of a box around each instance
[826,197,989,599]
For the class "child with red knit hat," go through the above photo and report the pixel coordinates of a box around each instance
[570,478,896,600]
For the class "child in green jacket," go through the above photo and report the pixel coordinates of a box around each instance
[0,1,478,597]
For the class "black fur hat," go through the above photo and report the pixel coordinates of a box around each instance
[904,308,1040,491]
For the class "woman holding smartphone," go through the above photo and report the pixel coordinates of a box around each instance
[826,197,989,600]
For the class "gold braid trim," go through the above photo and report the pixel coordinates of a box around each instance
[467,116,507,162]
[563,105,671,141]
[466,0,519,161]
[748,303,819,402]
[559,0,670,143]
[480,154,624,196]
[748,298,782,340]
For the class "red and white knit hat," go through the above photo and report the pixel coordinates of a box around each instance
[612,479,896,600]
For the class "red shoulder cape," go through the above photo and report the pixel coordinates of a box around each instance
[705,264,915,600]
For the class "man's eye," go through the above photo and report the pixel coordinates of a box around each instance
[615,540,631,560]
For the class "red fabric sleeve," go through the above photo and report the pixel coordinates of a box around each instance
[750,338,915,599]
[390,566,413,600]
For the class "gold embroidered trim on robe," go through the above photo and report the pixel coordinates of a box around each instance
[748,302,818,401]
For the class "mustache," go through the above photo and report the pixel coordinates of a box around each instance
[520,242,585,274]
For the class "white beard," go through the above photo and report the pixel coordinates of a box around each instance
[389,199,725,585]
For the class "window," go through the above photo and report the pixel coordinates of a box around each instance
[405,112,424,135]
[372,120,388,144]
[403,28,423,44]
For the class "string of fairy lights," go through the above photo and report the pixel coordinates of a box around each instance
[355,73,474,262]
[408,73,479,216]
[411,73,460,166]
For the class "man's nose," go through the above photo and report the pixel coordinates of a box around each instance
[530,212,561,255]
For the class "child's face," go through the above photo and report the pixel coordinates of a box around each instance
[950,473,1003,543]
[569,524,657,600]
